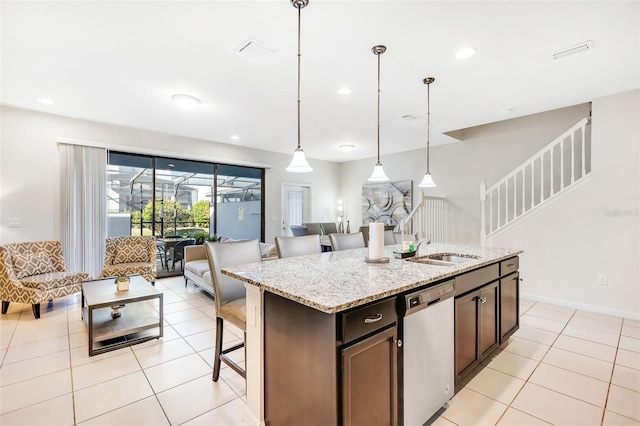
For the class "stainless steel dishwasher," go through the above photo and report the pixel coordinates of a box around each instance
[401,279,455,426]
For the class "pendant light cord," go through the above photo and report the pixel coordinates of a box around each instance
[377,52,381,164]
[297,5,302,150]
[426,80,430,173]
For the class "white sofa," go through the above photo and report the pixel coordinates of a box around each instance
[183,242,277,295]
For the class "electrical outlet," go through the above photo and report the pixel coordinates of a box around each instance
[8,218,21,228]
[597,274,608,286]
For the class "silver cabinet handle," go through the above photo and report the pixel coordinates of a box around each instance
[393,339,403,348]
[364,313,383,323]
[507,263,516,268]
[477,296,487,304]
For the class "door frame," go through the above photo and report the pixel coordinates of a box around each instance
[281,182,311,236]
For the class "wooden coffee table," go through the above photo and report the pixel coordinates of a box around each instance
[81,275,163,356]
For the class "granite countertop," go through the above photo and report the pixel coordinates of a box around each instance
[222,243,522,314]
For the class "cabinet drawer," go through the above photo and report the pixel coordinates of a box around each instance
[500,257,519,276]
[455,264,499,296]
[341,298,397,344]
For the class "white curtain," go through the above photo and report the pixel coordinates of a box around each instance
[59,143,107,278]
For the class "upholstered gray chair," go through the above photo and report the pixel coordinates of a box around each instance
[205,239,262,381]
[302,223,323,235]
[329,232,365,251]
[320,222,338,235]
[384,230,397,245]
[275,235,321,259]
[289,225,309,237]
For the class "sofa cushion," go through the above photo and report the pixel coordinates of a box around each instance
[185,259,210,278]
[202,271,213,288]
[20,271,89,291]
[113,243,149,264]
[12,252,56,279]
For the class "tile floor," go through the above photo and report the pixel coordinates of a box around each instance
[0,277,638,425]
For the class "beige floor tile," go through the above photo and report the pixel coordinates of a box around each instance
[69,345,132,367]
[3,335,69,364]
[198,304,217,317]
[521,314,567,333]
[484,350,539,380]
[430,415,457,426]
[143,353,212,393]
[542,347,613,382]
[219,361,247,397]
[0,392,73,426]
[570,315,623,334]
[182,396,245,426]
[603,409,640,425]
[78,395,170,425]
[164,308,207,325]
[511,383,603,425]
[525,305,574,323]
[553,334,618,362]
[512,325,558,346]
[131,325,181,350]
[186,295,214,309]
[528,362,609,407]
[183,329,223,352]
[503,336,550,361]
[465,366,526,404]
[69,330,88,348]
[163,300,196,314]
[441,388,507,426]
[132,337,195,369]
[573,310,624,324]
[0,350,70,386]
[625,319,640,328]
[617,349,640,371]
[612,364,640,393]
[0,369,72,415]
[159,292,185,305]
[67,318,86,334]
[225,323,244,339]
[532,302,575,314]
[72,351,141,390]
[0,348,5,364]
[172,317,216,337]
[623,324,640,339]
[607,384,640,421]
[619,336,640,353]
[74,371,154,423]
[497,407,551,425]
[562,324,620,347]
[156,374,238,425]
[9,323,69,347]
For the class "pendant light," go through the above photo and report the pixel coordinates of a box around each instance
[286,0,313,173]
[419,77,437,188]
[368,45,389,182]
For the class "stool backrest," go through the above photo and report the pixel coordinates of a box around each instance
[275,235,321,258]
[329,232,365,251]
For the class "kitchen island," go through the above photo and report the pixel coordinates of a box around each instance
[222,243,522,426]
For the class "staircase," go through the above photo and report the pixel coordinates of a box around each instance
[481,117,591,244]
[400,194,448,244]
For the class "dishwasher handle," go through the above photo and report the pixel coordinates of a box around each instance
[364,313,383,324]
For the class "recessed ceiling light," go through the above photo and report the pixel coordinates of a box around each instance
[338,87,352,95]
[455,47,476,59]
[339,144,355,152]
[37,98,56,105]
[501,108,515,114]
[172,94,201,110]
[231,135,240,140]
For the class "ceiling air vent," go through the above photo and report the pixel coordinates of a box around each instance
[236,38,277,61]
[551,40,593,60]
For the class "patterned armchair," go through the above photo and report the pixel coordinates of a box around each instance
[98,236,156,284]
[0,241,89,318]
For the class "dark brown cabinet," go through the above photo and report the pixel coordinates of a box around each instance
[454,280,499,382]
[500,271,520,343]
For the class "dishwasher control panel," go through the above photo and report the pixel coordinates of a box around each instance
[403,279,455,315]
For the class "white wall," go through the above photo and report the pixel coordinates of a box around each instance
[0,106,340,246]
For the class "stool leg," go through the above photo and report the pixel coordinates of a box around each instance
[213,317,224,381]
[1,301,9,314]
[32,303,41,319]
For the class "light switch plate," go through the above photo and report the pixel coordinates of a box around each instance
[8,218,21,228]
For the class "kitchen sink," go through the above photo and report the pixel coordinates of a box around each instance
[405,253,480,267]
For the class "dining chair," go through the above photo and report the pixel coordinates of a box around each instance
[275,235,321,258]
[320,222,338,235]
[384,230,397,245]
[205,239,262,381]
[289,225,309,237]
[328,232,365,251]
[302,222,323,236]
[170,239,196,272]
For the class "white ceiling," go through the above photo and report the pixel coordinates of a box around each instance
[1,1,638,163]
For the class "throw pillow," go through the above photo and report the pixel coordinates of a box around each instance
[113,243,149,264]
[12,252,56,279]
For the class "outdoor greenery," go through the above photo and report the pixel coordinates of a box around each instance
[126,199,211,237]
[192,200,211,227]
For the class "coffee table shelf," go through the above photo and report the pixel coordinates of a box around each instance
[82,275,163,356]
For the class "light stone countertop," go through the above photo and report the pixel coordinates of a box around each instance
[222,243,523,314]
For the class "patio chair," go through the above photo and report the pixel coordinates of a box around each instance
[0,241,89,318]
[98,236,157,284]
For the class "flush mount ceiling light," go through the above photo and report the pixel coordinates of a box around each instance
[337,87,352,95]
[37,98,56,105]
[339,144,355,152]
[286,0,313,173]
[551,40,593,60]
[172,94,201,110]
[368,45,390,182]
[419,77,437,188]
[455,46,476,59]
[230,135,240,140]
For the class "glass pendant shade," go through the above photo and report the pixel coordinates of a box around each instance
[368,162,389,182]
[419,172,436,188]
[286,147,313,173]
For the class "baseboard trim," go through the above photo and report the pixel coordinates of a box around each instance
[521,292,640,321]
[242,407,264,426]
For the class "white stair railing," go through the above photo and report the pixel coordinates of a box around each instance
[481,117,591,244]
[401,194,447,244]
